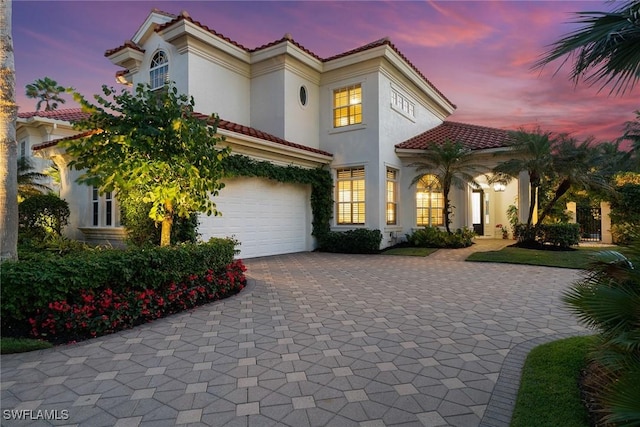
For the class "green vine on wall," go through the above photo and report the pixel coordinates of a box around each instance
[221,155,333,240]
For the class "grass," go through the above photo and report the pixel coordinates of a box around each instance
[466,246,628,269]
[381,247,438,257]
[511,335,596,427]
[1,337,53,354]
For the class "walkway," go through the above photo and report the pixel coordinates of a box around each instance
[0,241,587,426]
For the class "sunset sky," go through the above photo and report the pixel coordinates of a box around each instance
[12,1,640,143]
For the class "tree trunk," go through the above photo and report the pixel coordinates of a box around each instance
[160,199,173,247]
[0,0,18,261]
[536,179,571,226]
[527,185,537,227]
[443,187,451,234]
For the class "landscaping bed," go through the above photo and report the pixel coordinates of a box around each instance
[0,238,246,344]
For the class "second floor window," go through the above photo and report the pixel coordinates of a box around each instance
[150,51,169,90]
[391,88,415,117]
[333,84,362,128]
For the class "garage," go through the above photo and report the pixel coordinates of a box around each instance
[198,177,313,258]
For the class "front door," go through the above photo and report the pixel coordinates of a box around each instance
[472,190,484,235]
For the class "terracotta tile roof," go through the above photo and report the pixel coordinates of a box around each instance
[396,121,514,151]
[31,112,332,158]
[154,11,251,52]
[104,40,145,58]
[324,37,454,108]
[146,10,451,106]
[250,34,323,61]
[18,108,90,123]
[32,130,99,151]
[193,113,332,157]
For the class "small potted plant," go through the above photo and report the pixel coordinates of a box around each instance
[496,224,508,239]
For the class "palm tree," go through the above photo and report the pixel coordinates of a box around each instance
[493,127,555,228]
[563,246,640,425]
[17,157,50,199]
[621,111,640,169]
[410,140,487,234]
[25,77,67,111]
[536,136,612,225]
[1,0,18,261]
[533,1,640,95]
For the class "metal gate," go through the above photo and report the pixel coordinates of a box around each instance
[576,205,602,242]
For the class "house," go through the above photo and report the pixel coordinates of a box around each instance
[27,9,532,258]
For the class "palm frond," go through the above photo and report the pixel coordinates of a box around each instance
[533,2,640,95]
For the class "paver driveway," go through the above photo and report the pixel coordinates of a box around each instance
[1,244,588,426]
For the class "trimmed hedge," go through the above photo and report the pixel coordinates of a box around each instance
[0,238,239,338]
[514,223,580,248]
[319,229,383,254]
[407,226,475,248]
[26,260,246,343]
[541,223,580,248]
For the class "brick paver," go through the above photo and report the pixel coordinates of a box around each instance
[0,240,588,426]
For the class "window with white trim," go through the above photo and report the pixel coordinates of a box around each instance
[333,84,362,128]
[391,88,415,117]
[416,175,443,226]
[150,51,169,90]
[92,186,117,227]
[20,141,26,158]
[337,167,365,225]
[386,168,398,225]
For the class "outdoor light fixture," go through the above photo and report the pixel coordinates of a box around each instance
[493,182,506,192]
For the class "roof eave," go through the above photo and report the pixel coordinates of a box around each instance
[219,129,333,168]
[106,47,145,73]
[158,19,251,63]
[250,41,323,73]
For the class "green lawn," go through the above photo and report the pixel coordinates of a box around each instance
[511,335,595,427]
[466,246,627,269]
[1,337,53,354]
[381,247,438,257]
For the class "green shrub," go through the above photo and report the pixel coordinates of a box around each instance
[119,190,199,246]
[514,223,579,248]
[18,193,69,237]
[610,182,640,245]
[25,260,246,343]
[18,234,96,260]
[406,226,475,248]
[319,229,382,254]
[0,238,238,335]
[611,222,640,246]
[539,223,580,248]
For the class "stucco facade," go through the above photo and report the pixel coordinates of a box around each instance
[27,9,531,257]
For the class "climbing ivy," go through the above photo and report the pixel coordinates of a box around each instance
[221,155,333,240]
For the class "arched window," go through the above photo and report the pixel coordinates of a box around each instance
[150,51,169,90]
[416,174,443,226]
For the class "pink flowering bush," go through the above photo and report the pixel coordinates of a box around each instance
[28,260,246,343]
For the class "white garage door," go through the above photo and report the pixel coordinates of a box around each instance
[199,177,312,258]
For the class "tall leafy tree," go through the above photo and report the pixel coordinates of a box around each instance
[536,136,612,225]
[533,1,640,95]
[0,0,18,261]
[493,127,555,227]
[410,140,486,234]
[25,77,67,111]
[66,83,230,246]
